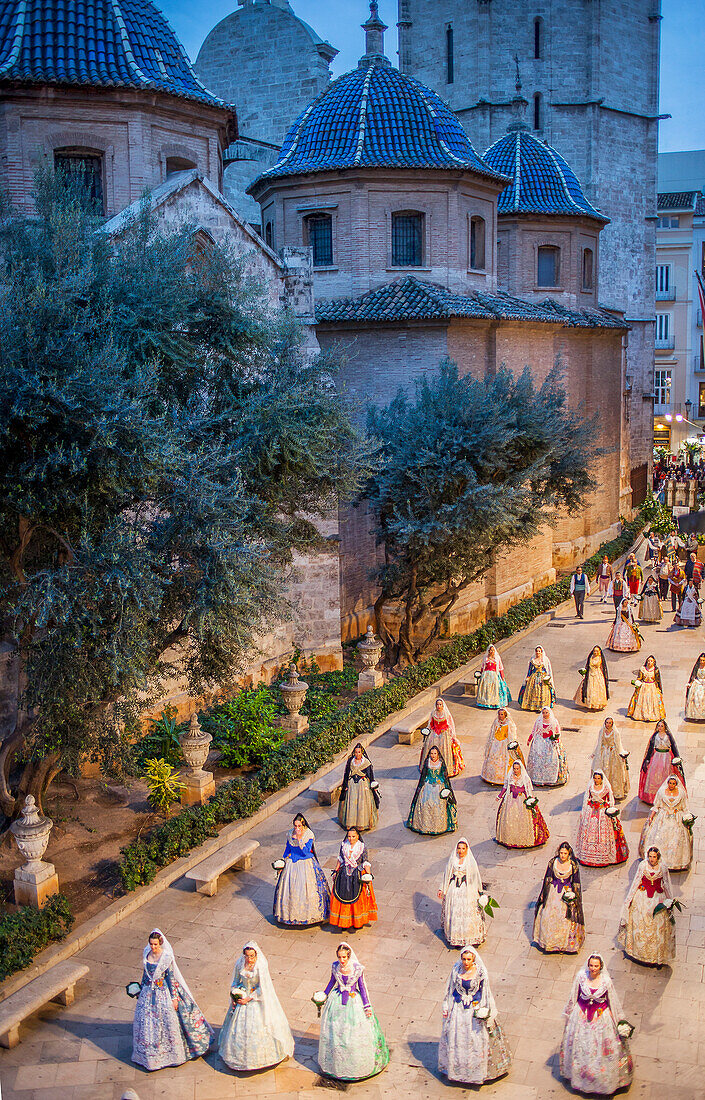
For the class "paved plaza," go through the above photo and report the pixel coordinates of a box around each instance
[1,548,705,1100]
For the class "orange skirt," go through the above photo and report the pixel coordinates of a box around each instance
[329,883,378,929]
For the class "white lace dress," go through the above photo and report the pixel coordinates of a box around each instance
[560,967,633,1095]
[685,666,705,719]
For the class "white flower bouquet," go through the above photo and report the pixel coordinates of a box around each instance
[230,987,248,1006]
[440,788,452,799]
[361,872,374,883]
[562,889,576,904]
[619,750,630,760]
[682,812,697,832]
[617,1019,635,1040]
[474,1005,490,1020]
[478,893,499,917]
[630,679,643,688]
[653,898,684,925]
[370,780,380,790]
[524,795,538,811]
[421,727,431,738]
[311,991,327,1018]
[508,740,519,751]
[272,859,286,873]
[605,806,620,818]
[125,981,142,998]
[672,757,682,767]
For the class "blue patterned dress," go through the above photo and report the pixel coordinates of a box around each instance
[273,828,330,926]
[132,956,213,1070]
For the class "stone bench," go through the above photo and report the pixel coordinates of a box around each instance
[184,838,259,897]
[461,670,482,696]
[392,704,431,745]
[0,961,90,1048]
[310,767,345,806]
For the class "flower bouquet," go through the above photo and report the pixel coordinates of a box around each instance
[619,750,630,760]
[578,668,587,677]
[312,990,327,1018]
[524,795,538,814]
[508,740,519,751]
[630,679,643,688]
[361,872,374,883]
[440,788,452,799]
[478,893,500,918]
[125,981,142,998]
[474,1005,490,1020]
[617,1019,635,1040]
[605,806,620,818]
[682,812,697,833]
[370,780,380,791]
[549,731,561,741]
[653,898,684,926]
[272,859,286,874]
[672,757,682,768]
[562,889,576,904]
[230,987,248,1007]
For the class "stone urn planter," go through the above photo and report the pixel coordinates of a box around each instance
[357,627,384,694]
[178,714,215,806]
[11,795,59,908]
[276,663,309,738]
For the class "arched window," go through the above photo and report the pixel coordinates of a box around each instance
[265,221,273,249]
[537,245,560,287]
[446,24,454,84]
[534,17,542,60]
[304,213,333,267]
[533,92,542,131]
[582,247,594,290]
[392,211,424,267]
[166,156,196,177]
[53,148,104,214]
[470,215,486,270]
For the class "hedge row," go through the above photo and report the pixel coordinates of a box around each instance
[0,894,74,983]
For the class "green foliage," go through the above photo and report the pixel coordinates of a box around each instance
[640,492,676,535]
[204,685,283,768]
[0,895,74,982]
[143,758,185,815]
[270,658,359,723]
[0,170,369,814]
[134,706,183,769]
[366,358,601,664]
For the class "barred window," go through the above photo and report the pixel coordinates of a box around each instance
[305,214,333,267]
[54,150,104,214]
[392,212,424,267]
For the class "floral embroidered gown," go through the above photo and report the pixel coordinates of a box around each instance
[318,959,389,1081]
[638,580,662,623]
[273,827,330,926]
[330,840,378,929]
[420,703,464,776]
[406,757,457,835]
[560,960,634,1095]
[574,774,628,867]
[219,943,294,1071]
[638,725,684,805]
[639,778,693,871]
[495,764,549,849]
[533,850,585,954]
[674,582,701,626]
[618,857,676,966]
[518,653,556,711]
[526,712,569,787]
[438,951,511,1086]
[573,650,609,711]
[476,648,511,709]
[132,937,213,1071]
[685,655,705,719]
[606,599,641,653]
[480,712,524,785]
[591,721,629,801]
[626,661,666,722]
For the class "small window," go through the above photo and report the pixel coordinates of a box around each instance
[655,263,670,292]
[54,149,104,214]
[470,215,486,270]
[446,24,454,84]
[304,213,333,267]
[166,156,196,177]
[534,17,542,59]
[537,245,559,287]
[656,313,670,341]
[582,247,594,290]
[533,92,542,131]
[392,211,424,267]
[265,221,273,248]
[654,368,671,407]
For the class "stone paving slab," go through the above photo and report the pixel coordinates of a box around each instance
[3,542,705,1098]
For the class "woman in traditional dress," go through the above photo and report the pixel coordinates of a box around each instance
[273,813,330,927]
[438,947,511,1086]
[132,928,213,1071]
[219,941,294,1071]
[639,775,693,871]
[495,760,549,849]
[420,698,464,776]
[480,708,524,785]
[638,720,685,805]
[675,580,702,626]
[317,942,389,1082]
[574,771,628,867]
[338,744,379,831]
[329,827,378,930]
[626,654,666,722]
[526,707,569,787]
[591,717,629,801]
[517,645,556,711]
[476,645,511,709]
[685,652,705,720]
[606,597,642,653]
[438,837,486,948]
[638,575,662,623]
[618,848,676,966]
[533,843,585,955]
[573,646,609,711]
[560,954,634,1095]
[406,746,457,835]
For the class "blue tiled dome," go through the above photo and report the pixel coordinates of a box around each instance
[483,130,607,222]
[0,0,227,108]
[255,62,505,183]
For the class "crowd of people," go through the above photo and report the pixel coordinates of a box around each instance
[652,455,705,499]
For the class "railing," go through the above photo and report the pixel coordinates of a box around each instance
[694,355,705,372]
[656,286,676,301]
[655,336,675,350]
[654,402,671,414]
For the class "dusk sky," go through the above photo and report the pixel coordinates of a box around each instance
[161,0,704,155]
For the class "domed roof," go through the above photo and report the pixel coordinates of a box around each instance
[0,0,228,109]
[252,4,504,186]
[483,129,607,222]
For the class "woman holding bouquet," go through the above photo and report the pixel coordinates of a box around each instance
[606,597,641,652]
[618,848,676,966]
[526,707,569,787]
[406,746,457,835]
[638,575,662,622]
[674,580,701,626]
[575,771,628,867]
[573,646,609,711]
[438,837,486,947]
[639,775,693,871]
[591,717,629,801]
[626,655,666,722]
[638,720,685,805]
[338,744,379,831]
[560,954,634,1095]
[420,698,464,776]
[517,645,556,711]
[480,708,524,785]
[317,942,389,1081]
[329,827,378,930]
[438,947,511,1085]
[476,645,511,709]
[685,652,705,720]
[273,814,330,927]
[218,941,293,1071]
[533,843,585,954]
[495,760,549,849]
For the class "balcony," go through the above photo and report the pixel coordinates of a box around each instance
[694,355,705,373]
[654,403,671,415]
[655,336,675,350]
[656,286,675,301]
